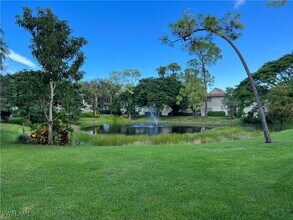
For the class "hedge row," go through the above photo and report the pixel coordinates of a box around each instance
[207,111,226,117]
[80,112,100,118]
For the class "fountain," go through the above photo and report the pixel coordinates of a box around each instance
[81,106,213,136]
[114,106,163,135]
[149,107,159,125]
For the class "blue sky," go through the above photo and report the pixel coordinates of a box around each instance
[1,0,293,90]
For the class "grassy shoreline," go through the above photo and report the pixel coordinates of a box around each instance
[72,126,260,146]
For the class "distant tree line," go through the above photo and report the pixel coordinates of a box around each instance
[0,3,290,145]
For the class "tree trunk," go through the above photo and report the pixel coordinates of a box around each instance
[22,121,25,135]
[230,107,235,119]
[109,96,113,115]
[48,81,55,145]
[93,95,98,116]
[202,65,208,117]
[128,109,131,119]
[221,35,272,143]
[204,98,208,117]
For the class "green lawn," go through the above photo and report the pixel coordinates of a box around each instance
[1,123,293,219]
[78,115,132,127]
[156,115,241,125]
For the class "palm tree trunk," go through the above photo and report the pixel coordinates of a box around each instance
[204,98,208,117]
[221,35,272,143]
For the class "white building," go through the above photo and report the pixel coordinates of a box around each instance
[137,106,172,116]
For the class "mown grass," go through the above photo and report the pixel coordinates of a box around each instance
[1,123,293,219]
[77,115,132,127]
[71,127,260,146]
[146,115,241,125]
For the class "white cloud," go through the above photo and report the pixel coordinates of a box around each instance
[234,0,246,9]
[7,49,37,68]
[269,47,279,51]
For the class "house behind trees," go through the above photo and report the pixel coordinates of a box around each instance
[201,88,227,116]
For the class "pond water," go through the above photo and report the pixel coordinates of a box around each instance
[81,124,213,136]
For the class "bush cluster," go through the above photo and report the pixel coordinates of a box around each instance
[80,112,100,118]
[30,125,48,144]
[242,111,272,124]
[207,111,226,117]
[0,110,11,122]
[17,122,72,145]
[95,109,123,115]
[98,109,110,114]
[16,134,30,144]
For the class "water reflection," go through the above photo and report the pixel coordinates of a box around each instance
[82,124,212,136]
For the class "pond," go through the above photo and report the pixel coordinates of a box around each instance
[81,124,213,136]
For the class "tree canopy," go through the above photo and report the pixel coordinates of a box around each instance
[234,52,293,110]
[16,7,87,144]
[2,70,83,124]
[156,62,182,78]
[110,69,141,118]
[222,87,237,119]
[234,53,293,127]
[134,77,182,112]
[176,69,206,115]
[16,7,87,82]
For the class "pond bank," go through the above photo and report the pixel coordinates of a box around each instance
[71,126,261,146]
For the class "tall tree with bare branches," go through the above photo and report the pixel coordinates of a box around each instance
[161,12,272,143]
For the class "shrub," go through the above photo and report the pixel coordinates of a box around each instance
[0,110,11,122]
[112,111,122,116]
[169,112,194,116]
[207,111,226,117]
[28,122,71,145]
[53,130,69,145]
[52,120,72,145]
[98,109,110,115]
[30,125,48,144]
[242,111,262,124]
[80,112,100,118]
[16,134,30,144]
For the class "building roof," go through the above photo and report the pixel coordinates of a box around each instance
[207,87,225,97]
